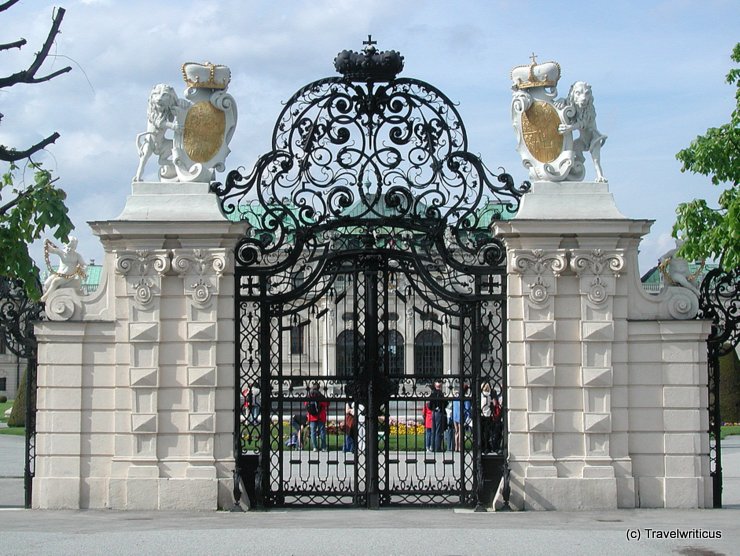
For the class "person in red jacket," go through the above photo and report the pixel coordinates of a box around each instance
[305,382,329,451]
[422,401,433,453]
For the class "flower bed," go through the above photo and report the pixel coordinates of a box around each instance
[389,418,425,436]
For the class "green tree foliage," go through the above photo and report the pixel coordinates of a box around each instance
[1,163,74,297]
[673,43,740,270]
[0,3,74,298]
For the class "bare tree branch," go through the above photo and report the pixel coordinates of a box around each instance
[0,132,60,162]
[0,187,30,217]
[0,38,26,52]
[0,7,71,89]
[0,0,22,13]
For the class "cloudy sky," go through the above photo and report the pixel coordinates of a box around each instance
[1,0,738,275]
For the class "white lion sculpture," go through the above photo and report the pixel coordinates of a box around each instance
[558,81,607,182]
[133,84,186,182]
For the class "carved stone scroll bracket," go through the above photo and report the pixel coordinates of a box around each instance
[44,293,81,322]
[665,287,700,320]
[115,250,171,310]
[570,249,625,306]
[511,249,568,305]
[172,249,231,308]
[570,249,624,278]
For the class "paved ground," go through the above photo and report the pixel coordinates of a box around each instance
[0,434,24,508]
[0,435,737,555]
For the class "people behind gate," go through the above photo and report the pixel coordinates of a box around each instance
[343,401,357,453]
[286,412,308,449]
[428,379,448,452]
[423,400,433,452]
[451,384,472,452]
[242,382,261,425]
[491,386,503,453]
[480,382,503,453]
[306,382,329,452]
[480,382,494,452]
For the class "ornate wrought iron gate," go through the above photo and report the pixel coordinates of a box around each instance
[700,267,740,508]
[214,39,527,508]
[0,277,41,509]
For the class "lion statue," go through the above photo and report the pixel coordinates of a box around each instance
[133,84,185,182]
[558,81,607,182]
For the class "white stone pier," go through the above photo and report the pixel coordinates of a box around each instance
[496,181,711,510]
[34,182,245,510]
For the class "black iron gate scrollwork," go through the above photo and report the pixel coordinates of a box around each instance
[700,267,740,508]
[0,277,42,509]
[213,39,529,509]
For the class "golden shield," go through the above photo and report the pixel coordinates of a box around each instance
[183,101,226,163]
[521,101,563,163]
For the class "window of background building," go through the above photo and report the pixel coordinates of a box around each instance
[290,323,305,355]
[336,330,365,378]
[414,329,443,377]
[382,329,405,375]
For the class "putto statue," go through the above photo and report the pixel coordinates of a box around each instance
[658,240,702,297]
[511,55,607,183]
[133,62,238,183]
[41,236,87,302]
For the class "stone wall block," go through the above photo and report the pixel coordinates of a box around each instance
[524,321,556,341]
[188,413,215,433]
[665,455,700,478]
[581,321,614,342]
[582,367,612,388]
[636,477,665,508]
[131,414,157,433]
[583,412,611,433]
[525,366,555,387]
[130,367,158,388]
[663,409,701,432]
[664,433,703,454]
[187,366,217,387]
[527,412,554,432]
[662,386,701,408]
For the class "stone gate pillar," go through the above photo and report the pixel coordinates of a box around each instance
[34,182,245,509]
[496,181,711,510]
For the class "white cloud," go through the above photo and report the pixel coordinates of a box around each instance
[2,0,738,277]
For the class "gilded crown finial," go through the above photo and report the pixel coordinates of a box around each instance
[181,61,231,89]
[511,55,560,90]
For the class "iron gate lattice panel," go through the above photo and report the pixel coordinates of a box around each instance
[699,267,740,508]
[215,40,527,509]
[0,277,42,509]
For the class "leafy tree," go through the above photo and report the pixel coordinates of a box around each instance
[673,43,740,270]
[0,2,75,298]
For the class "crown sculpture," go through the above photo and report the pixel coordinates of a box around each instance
[334,35,404,82]
[511,54,607,183]
[133,62,238,183]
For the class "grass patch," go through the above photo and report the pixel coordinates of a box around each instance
[241,424,462,452]
[721,425,740,440]
[1,400,24,434]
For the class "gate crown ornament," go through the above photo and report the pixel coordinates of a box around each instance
[334,37,404,82]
